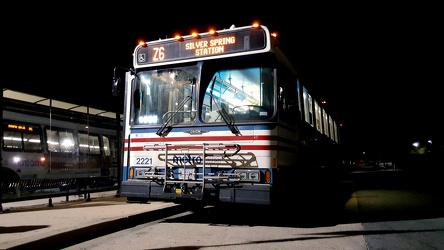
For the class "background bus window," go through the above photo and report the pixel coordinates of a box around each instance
[23,133,42,151]
[46,128,75,153]
[79,132,101,155]
[2,123,42,151]
[3,130,23,149]
[102,135,111,156]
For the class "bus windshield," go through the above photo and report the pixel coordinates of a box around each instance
[131,64,199,126]
[130,65,275,126]
[202,67,275,123]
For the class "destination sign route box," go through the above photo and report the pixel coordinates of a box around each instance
[135,27,268,67]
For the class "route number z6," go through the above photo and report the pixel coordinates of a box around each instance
[152,47,165,61]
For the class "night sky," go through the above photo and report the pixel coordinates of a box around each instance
[2,3,441,161]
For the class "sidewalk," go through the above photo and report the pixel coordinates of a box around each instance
[0,191,178,249]
[1,190,119,211]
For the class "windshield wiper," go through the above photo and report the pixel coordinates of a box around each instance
[208,76,240,135]
[156,96,191,137]
[218,105,240,135]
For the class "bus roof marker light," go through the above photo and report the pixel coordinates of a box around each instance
[252,23,260,28]
[138,41,147,48]
[191,32,201,39]
[209,30,218,36]
[174,35,184,42]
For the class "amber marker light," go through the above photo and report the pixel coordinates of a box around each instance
[252,22,260,28]
[209,29,218,36]
[129,168,134,179]
[138,41,147,47]
[174,35,183,42]
[265,169,271,183]
[191,32,201,39]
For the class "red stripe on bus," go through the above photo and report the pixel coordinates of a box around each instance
[124,145,278,151]
[126,135,274,143]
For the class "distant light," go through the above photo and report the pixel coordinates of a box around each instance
[412,142,419,148]
[321,100,327,104]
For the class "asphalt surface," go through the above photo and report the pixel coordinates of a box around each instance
[1,169,443,250]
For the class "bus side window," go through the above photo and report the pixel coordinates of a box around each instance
[89,135,100,155]
[277,65,297,125]
[23,132,42,151]
[46,128,75,153]
[79,132,100,155]
[3,130,22,149]
[102,135,111,156]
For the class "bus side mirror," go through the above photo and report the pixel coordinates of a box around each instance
[112,77,121,96]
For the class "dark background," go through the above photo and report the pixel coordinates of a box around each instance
[2,3,441,164]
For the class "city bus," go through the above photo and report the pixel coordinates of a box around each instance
[112,22,342,206]
[1,89,121,197]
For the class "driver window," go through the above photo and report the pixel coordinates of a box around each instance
[202,67,274,123]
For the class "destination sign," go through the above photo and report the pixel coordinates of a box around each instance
[135,28,267,66]
[7,123,35,131]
